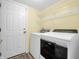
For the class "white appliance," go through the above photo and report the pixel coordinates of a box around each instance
[30,33,42,59]
[41,32,77,47]
[30,29,79,59]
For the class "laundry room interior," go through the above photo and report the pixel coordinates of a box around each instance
[0,0,79,59]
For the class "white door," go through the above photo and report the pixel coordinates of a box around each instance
[0,0,2,53]
[0,0,28,58]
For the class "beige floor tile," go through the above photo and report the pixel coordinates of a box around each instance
[8,53,34,59]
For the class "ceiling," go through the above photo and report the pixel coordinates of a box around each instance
[14,0,58,11]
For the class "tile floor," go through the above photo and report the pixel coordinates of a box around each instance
[8,53,34,59]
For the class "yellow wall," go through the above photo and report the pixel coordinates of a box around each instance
[27,0,79,49]
[40,0,79,31]
[27,7,41,48]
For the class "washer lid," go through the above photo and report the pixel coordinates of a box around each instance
[42,32,77,41]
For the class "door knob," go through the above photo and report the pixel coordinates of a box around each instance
[23,31,27,34]
[23,28,26,30]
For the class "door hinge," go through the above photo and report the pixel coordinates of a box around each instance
[0,52,2,56]
[0,3,1,8]
[0,28,1,32]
